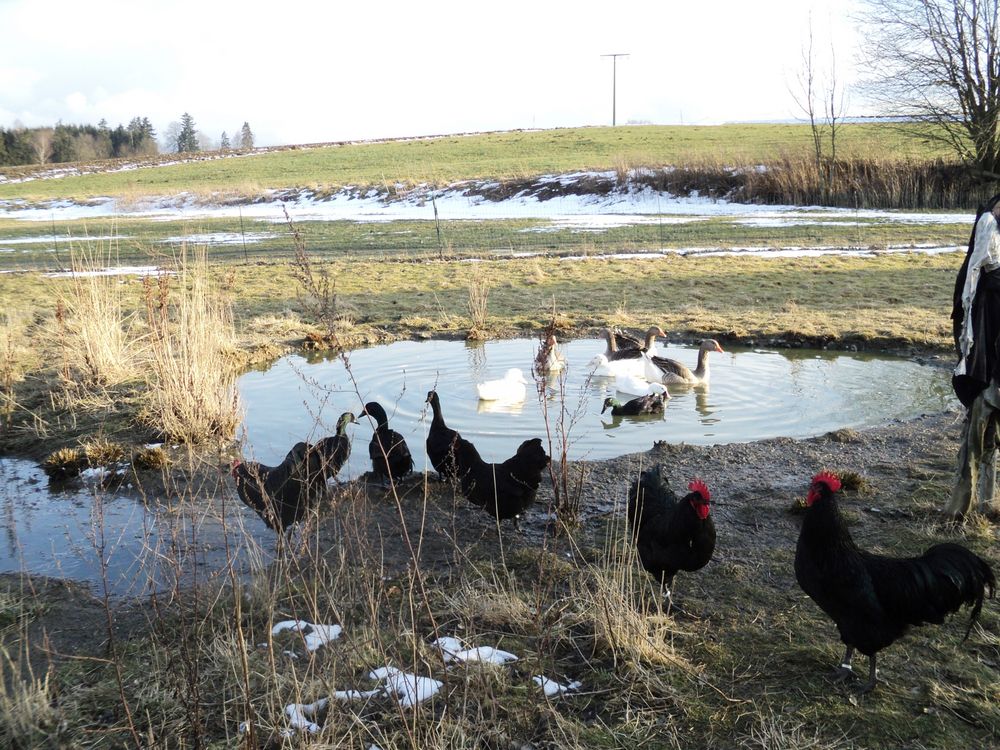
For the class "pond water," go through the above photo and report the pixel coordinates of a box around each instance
[0,458,271,597]
[237,338,955,478]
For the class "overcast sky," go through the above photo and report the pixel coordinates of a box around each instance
[0,0,862,148]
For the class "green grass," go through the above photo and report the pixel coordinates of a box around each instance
[0,124,959,202]
[0,211,971,272]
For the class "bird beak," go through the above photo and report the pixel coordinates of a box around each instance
[715,343,725,353]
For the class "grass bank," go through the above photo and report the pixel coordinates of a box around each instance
[0,124,977,207]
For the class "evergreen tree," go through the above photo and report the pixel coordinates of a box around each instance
[176,112,199,153]
[238,121,254,150]
[220,131,230,150]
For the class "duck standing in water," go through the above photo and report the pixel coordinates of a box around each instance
[360,401,414,484]
[425,390,462,480]
[231,420,355,535]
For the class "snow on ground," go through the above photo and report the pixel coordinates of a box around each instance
[0,174,975,228]
[43,265,171,278]
[158,231,277,246]
[0,234,124,245]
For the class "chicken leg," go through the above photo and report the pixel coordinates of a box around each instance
[858,655,878,694]
[831,645,855,682]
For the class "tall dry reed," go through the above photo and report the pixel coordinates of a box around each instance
[56,240,141,390]
[141,249,240,443]
[466,276,491,340]
[0,310,30,426]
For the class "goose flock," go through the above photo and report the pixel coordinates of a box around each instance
[232,328,723,537]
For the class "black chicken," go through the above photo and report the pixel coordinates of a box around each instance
[627,466,716,608]
[795,471,996,693]
[232,412,355,533]
[453,436,550,527]
[425,390,462,480]
[360,401,414,484]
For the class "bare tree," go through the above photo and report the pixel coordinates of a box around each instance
[789,14,848,198]
[30,128,54,165]
[791,19,825,171]
[859,0,1000,176]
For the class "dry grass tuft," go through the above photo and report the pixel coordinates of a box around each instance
[0,311,31,426]
[42,446,85,479]
[82,437,128,466]
[132,445,170,470]
[466,276,491,340]
[140,249,240,444]
[54,241,142,393]
[0,647,62,749]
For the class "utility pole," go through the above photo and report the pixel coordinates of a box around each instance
[601,53,629,126]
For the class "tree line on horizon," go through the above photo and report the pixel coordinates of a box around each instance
[0,114,254,168]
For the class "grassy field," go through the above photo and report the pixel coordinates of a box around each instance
[0,123,958,202]
[0,212,972,273]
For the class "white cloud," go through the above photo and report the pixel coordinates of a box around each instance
[0,0,863,146]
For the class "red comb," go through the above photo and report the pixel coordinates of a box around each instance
[688,479,710,502]
[811,471,841,493]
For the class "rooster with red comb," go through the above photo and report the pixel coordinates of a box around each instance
[627,466,716,611]
[795,471,995,693]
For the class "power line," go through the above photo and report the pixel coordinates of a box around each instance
[601,53,629,126]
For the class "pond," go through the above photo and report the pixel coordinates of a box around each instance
[0,457,271,597]
[237,338,955,478]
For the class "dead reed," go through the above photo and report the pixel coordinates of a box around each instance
[140,248,240,443]
[54,239,141,391]
[466,275,491,340]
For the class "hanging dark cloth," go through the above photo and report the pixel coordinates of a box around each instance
[952,193,1000,408]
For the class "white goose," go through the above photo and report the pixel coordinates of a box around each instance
[588,353,646,380]
[476,368,529,401]
[615,375,668,398]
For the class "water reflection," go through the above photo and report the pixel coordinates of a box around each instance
[0,458,272,597]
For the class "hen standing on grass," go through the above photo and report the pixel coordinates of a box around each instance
[794,471,996,693]
[360,401,414,485]
[232,414,356,534]
[627,466,716,609]
[453,436,550,529]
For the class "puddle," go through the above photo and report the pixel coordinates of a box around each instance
[237,338,955,478]
[0,458,271,597]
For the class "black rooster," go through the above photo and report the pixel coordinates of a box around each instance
[795,471,996,693]
[232,412,356,533]
[627,466,716,608]
[454,436,550,528]
[360,401,414,484]
[425,390,462,480]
